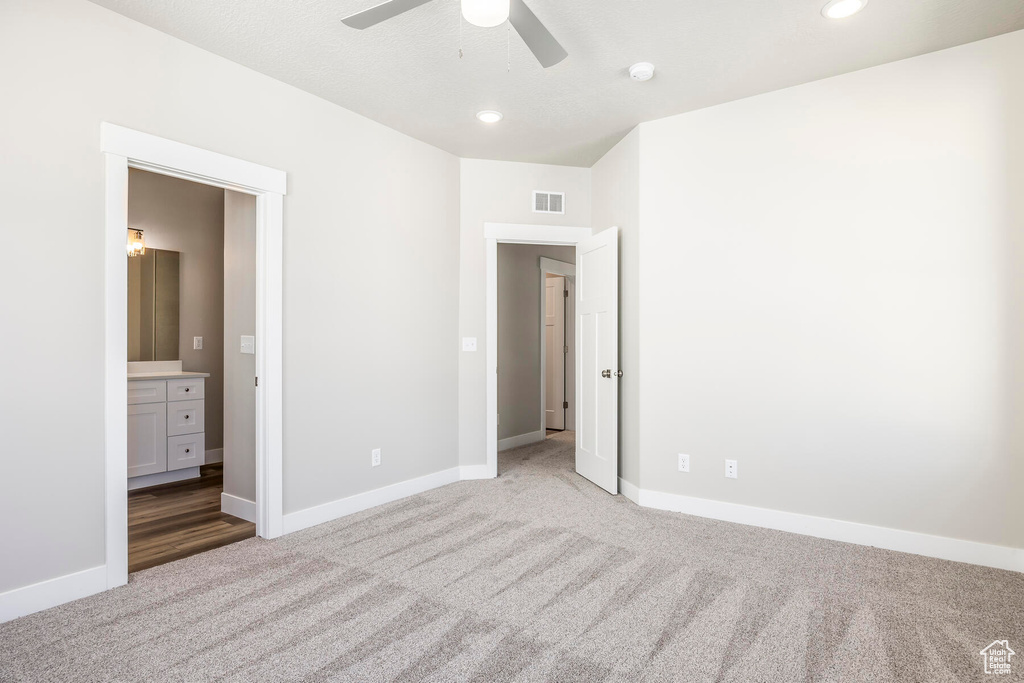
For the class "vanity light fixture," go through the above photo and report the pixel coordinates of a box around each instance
[477,110,503,123]
[821,0,868,19]
[462,0,509,28]
[126,229,146,257]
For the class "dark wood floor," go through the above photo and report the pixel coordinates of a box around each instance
[128,464,255,573]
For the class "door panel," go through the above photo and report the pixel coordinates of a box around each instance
[128,403,167,477]
[575,229,619,494]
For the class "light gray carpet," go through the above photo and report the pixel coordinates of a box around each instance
[2,431,1022,682]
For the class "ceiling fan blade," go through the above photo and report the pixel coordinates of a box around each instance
[341,0,436,29]
[509,0,567,68]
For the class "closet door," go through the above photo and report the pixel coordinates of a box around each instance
[128,403,167,477]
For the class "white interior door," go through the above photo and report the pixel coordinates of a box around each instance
[575,228,619,494]
[545,275,566,430]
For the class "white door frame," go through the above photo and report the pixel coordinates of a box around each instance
[539,257,575,433]
[484,223,592,478]
[101,123,286,589]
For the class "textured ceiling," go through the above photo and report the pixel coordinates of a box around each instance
[88,0,1024,166]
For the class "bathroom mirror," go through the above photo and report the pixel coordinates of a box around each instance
[127,248,180,361]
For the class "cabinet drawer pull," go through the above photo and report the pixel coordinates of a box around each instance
[185,448,190,453]
[184,415,190,420]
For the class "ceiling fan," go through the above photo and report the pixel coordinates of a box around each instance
[341,0,568,68]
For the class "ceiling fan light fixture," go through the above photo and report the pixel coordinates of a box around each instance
[477,110,503,123]
[462,0,510,28]
[821,0,868,19]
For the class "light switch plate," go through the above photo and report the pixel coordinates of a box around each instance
[462,337,477,352]
[240,335,255,355]
[193,336,203,350]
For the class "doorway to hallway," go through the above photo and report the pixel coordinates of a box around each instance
[484,223,620,493]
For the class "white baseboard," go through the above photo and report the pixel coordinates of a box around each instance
[221,492,257,523]
[618,477,640,504]
[127,467,199,491]
[204,448,223,464]
[497,429,546,452]
[283,467,462,535]
[637,488,1024,573]
[460,464,492,480]
[0,565,107,623]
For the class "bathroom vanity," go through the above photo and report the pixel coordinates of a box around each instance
[128,361,210,490]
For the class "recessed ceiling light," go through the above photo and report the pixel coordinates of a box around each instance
[477,110,503,123]
[629,62,655,82]
[821,0,868,19]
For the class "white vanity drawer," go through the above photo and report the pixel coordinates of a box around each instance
[167,399,205,436]
[167,377,204,402]
[128,380,167,405]
[167,433,205,471]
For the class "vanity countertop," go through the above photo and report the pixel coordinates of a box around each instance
[128,370,211,381]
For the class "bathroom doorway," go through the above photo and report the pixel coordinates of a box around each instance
[124,169,259,572]
[102,123,285,589]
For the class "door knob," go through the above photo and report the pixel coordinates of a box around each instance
[602,369,612,378]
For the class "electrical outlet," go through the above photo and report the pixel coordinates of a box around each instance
[193,336,203,350]
[462,337,477,352]
[677,453,690,472]
[371,448,381,467]
[725,459,738,479]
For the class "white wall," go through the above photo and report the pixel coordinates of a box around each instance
[591,128,641,488]
[223,191,257,503]
[458,159,591,466]
[497,243,575,441]
[0,0,460,594]
[128,169,226,451]
[636,31,1024,548]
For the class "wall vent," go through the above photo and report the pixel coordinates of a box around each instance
[533,191,565,215]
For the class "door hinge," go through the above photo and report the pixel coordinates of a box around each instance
[255,376,259,387]
[564,289,568,298]
[563,401,568,409]
[563,345,568,354]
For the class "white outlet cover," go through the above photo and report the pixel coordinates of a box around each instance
[677,453,690,472]
[193,336,203,350]
[462,337,478,352]
[371,448,381,467]
[725,459,738,479]
[240,335,255,355]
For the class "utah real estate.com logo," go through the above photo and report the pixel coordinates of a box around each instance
[980,640,1015,675]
